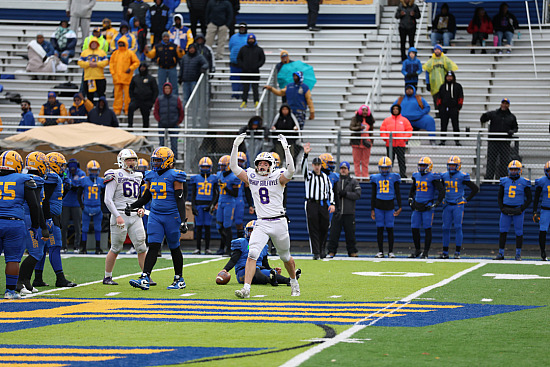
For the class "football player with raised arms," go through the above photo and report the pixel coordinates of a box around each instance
[229,133,300,298]
[103,149,147,285]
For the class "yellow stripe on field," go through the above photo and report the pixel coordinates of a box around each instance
[0,347,174,355]
[0,356,121,362]
[0,319,32,323]
[0,364,67,367]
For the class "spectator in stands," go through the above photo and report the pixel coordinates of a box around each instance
[326,161,361,258]
[437,71,463,146]
[129,17,148,60]
[68,93,93,123]
[178,43,208,104]
[145,32,184,95]
[88,97,119,127]
[228,22,248,99]
[423,44,458,108]
[467,7,493,54]
[62,158,85,253]
[205,0,233,60]
[66,0,96,45]
[27,34,62,74]
[264,71,314,129]
[395,85,436,144]
[128,0,150,29]
[51,20,77,65]
[147,0,173,45]
[350,104,374,179]
[129,63,158,128]
[238,115,270,163]
[111,37,140,116]
[36,33,55,57]
[430,3,456,49]
[187,0,208,37]
[401,47,422,89]
[18,100,35,132]
[154,82,184,156]
[101,18,118,48]
[492,2,518,53]
[122,0,132,21]
[307,0,321,31]
[395,0,420,62]
[228,0,239,35]
[380,104,413,178]
[480,98,518,180]
[39,91,68,126]
[195,34,215,74]
[270,104,300,161]
[237,34,265,109]
[78,36,108,104]
[83,27,108,53]
[110,21,137,53]
[170,14,194,52]
[164,0,181,13]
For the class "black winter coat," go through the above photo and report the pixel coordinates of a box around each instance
[480,108,518,139]
[178,52,208,82]
[395,2,420,30]
[237,43,265,73]
[205,0,233,27]
[334,175,361,215]
[130,70,158,104]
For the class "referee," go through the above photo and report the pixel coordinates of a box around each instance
[302,142,335,259]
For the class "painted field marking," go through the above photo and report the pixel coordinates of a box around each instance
[105,292,121,296]
[481,298,493,302]
[329,295,342,298]
[483,273,550,280]
[353,272,434,277]
[179,293,197,297]
[281,262,487,367]
[252,295,267,298]
[25,257,226,298]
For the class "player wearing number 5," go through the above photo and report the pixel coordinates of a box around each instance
[408,157,444,258]
[128,147,189,290]
[103,149,147,285]
[495,160,531,261]
[440,156,479,259]
[77,160,105,255]
[229,133,301,298]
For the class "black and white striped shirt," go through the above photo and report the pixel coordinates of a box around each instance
[301,155,334,205]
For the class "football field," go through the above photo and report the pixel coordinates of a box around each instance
[0,254,549,366]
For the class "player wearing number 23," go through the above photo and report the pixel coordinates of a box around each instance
[495,160,531,261]
[532,161,550,261]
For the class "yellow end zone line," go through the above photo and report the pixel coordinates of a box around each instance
[0,347,174,355]
[0,364,67,367]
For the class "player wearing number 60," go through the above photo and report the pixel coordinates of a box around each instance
[103,149,147,286]
[230,133,300,298]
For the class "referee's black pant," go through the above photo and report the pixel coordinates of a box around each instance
[305,199,330,258]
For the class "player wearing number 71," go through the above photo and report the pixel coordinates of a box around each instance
[230,133,301,298]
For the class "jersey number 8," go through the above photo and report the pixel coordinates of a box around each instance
[259,187,270,204]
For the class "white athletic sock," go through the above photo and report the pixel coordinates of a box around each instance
[105,272,112,278]
[290,278,298,285]
[243,283,251,291]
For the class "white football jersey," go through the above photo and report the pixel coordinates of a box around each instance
[104,168,143,211]
[246,168,286,219]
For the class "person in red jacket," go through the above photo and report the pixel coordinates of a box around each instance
[467,7,493,54]
[380,104,413,178]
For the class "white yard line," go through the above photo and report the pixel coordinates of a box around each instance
[280,262,487,367]
[24,257,225,298]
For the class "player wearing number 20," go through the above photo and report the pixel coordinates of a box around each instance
[440,156,479,259]
[103,149,147,285]
[229,133,300,299]
[495,160,531,261]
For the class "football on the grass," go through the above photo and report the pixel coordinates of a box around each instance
[216,271,231,285]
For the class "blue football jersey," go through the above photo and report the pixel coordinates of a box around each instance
[80,176,105,207]
[442,171,471,204]
[535,176,550,208]
[371,172,401,200]
[500,176,531,206]
[24,174,44,216]
[231,237,268,272]
[145,169,187,215]
[62,168,86,207]
[328,172,339,187]
[190,173,217,201]
[44,172,64,216]
[217,171,240,204]
[0,172,34,220]
[412,171,441,204]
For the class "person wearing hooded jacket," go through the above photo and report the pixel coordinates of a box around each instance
[129,63,158,128]
[68,93,93,123]
[270,104,300,161]
[110,21,137,53]
[154,82,184,157]
[178,43,208,104]
[436,71,463,146]
[380,104,413,178]
[145,32,184,95]
[394,85,436,142]
[195,33,214,73]
[127,0,150,29]
[423,44,458,106]
[401,47,422,88]
[110,36,140,115]
[237,33,265,109]
[170,14,194,52]
[88,96,119,127]
[430,3,456,48]
[51,20,77,65]
[395,0,420,62]
[78,36,108,103]
[350,104,374,179]
[228,23,248,98]
[129,16,147,60]
[146,0,173,46]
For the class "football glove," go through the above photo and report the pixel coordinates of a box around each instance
[501,207,512,215]
[192,206,199,216]
[414,201,428,212]
[408,198,414,208]
[124,203,133,216]
[180,220,189,234]
[278,134,290,150]
[510,207,522,216]
[233,133,246,147]
[533,212,541,223]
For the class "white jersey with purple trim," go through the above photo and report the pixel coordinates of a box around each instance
[104,168,143,212]
[246,168,286,219]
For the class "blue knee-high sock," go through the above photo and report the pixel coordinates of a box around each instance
[49,247,64,274]
[455,226,463,249]
[442,228,451,255]
[82,231,88,242]
[6,273,18,290]
[94,230,101,242]
[35,249,47,271]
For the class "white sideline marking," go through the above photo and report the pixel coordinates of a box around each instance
[252,295,267,298]
[482,273,550,280]
[180,293,196,297]
[353,272,434,278]
[105,292,120,296]
[329,295,342,298]
[24,257,225,298]
[280,262,487,367]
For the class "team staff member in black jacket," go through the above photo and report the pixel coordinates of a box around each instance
[480,98,518,180]
[326,162,361,258]
[128,63,158,128]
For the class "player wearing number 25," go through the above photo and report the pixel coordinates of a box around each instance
[495,160,531,261]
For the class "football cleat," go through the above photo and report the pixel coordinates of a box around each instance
[439,254,450,259]
[56,279,77,288]
[454,253,461,259]
[421,252,429,259]
[269,269,279,286]
[542,251,547,261]
[32,280,49,287]
[19,287,32,296]
[508,160,522,179]
[408,250,422,258]
[295,268,302,280]
[515,254,522,261]
[192,249,201,254]
[167,275,186,290]
[378,157,392,175]
[4,289,21,300]
[151,147,174,171]
[235,287,250,299]
[388,252,396,258]
[447,156,461,173]
[0,150,24,173]
[129,274,150,290]
[417,157,433,174]
[290,282,300,297]
[375,252,384,258]
[494,254,505,260]
[126,247,137,254]
[103,277,119,285]
[205,249,214,255]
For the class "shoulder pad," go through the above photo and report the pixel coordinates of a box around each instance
[24,177,37,189]
[174,169,187,182]
[499,177,508,185]
[104,171,116,183]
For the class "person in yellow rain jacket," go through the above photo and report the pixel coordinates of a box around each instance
[422,44,458,107]
[110,37,140,115]
[77,36,109,104]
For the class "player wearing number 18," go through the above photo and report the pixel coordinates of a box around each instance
[532,161,550,261]
[495,160,531,261]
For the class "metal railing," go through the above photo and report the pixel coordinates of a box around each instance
[365,17,395,109]
[255,65,278,124]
